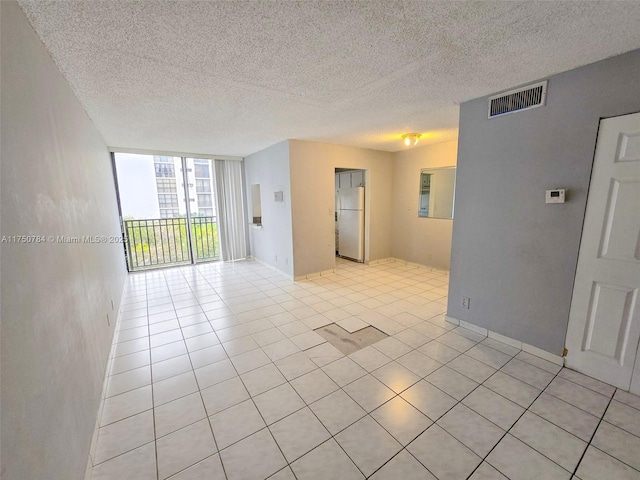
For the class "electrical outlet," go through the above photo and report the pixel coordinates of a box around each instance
[462,297,470,309]
[274,255,277,262]
[285,258,288,265]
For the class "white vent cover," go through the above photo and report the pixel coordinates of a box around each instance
[488,81,547,118]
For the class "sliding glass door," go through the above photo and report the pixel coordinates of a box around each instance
[113,153,220,271]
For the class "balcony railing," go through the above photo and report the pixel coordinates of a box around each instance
[123,216,219,271]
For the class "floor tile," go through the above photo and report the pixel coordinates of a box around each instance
[194,358,237,389]
[305,342,344,367]
[94,410,155,464]
[469,462,508,480]
[372,361,421,394]
[151,341,188,363]
[614,389,640,410]
[337,316,369,333]
[369,450,436,480]
[484,371,541,408]
[270,407,330,462]
[290,330,326,350]
[544,376,610,417]
[321,356,367,386]
[426,365,478,400]
[500,358,555,390]
[372,337,413,359]
[436,330,479,352]
[529,393,600,442]
[241,363,287,396]
[557,368,616,397]
[465,343,512,369]
[335,416,402,477]
[575,445,640,480]
[480,337,521,357]
[343,374,396,412]
[185,332,220,352]
[448,354,497,383]
[156,419,217,480]
[222,336,260,357]
[418,340,461,363]
[309,389,367,435]
[153,371,199,406]
[395,350,442,378]
[90,442,156,480]
[407,424,482,480]
[392,328,431,349]
[592,421,640,470]
[400,379,457,421]
[290,439,364,480]
[253,383,306,425]
[152,354,192,382]
[210,399,266,449]
[100,385,152,426]
[510,411,586,472]
[290,368,339,404]
[230,347,271,374]
[201,376,250,416]
[154,392,206,438]
[110,349,151,376]
[188,344,227,369]
[514,351,562,374]
[486,434,571,480]
[462,385,525,430]
[167,453,225,479]
[371,396,432,445]
[219,428,287,480]
[604,399,640,437]
[274,351,317,380]
[106,365,151,398]
[349,346,392,372]
[437,403,505,457]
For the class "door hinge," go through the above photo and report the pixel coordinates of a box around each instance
[562,348,568,357]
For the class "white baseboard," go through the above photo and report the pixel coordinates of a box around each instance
[446,315,565,366]
[459,319,488,337]
[247,256,294,280]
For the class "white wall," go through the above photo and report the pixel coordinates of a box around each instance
[391,141,458,269]
[289,140,394,276]
[0,3,127,479]
[244,141,294,276]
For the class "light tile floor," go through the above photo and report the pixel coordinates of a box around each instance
[88,258,640,480]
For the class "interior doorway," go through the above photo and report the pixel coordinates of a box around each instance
[335,169,365,262]
[565,112,640,393]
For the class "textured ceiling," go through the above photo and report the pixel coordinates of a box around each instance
[18,1,640,156]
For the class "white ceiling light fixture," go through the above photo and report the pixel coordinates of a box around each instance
[402,133,421,146]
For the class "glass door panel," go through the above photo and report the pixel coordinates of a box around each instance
[114,153,191,270]
[185,158,220,263]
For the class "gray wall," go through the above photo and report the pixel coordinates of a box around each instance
[391,140,457,269]
[244,141,295,276]
[448,49,640,355]
[1,2,127,479]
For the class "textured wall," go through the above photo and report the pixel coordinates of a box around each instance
[244,141,295,276]
[0,2,127,479]
[448,49,640,355]
[391,141,457,269]
[289,140,394,277]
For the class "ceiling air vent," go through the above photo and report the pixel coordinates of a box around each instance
[488,80,547,118]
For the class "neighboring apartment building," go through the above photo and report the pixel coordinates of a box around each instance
[153,156,216,219]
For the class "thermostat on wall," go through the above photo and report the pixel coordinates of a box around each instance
[546,189,565,204]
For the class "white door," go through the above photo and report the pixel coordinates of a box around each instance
[565,112,640,392]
